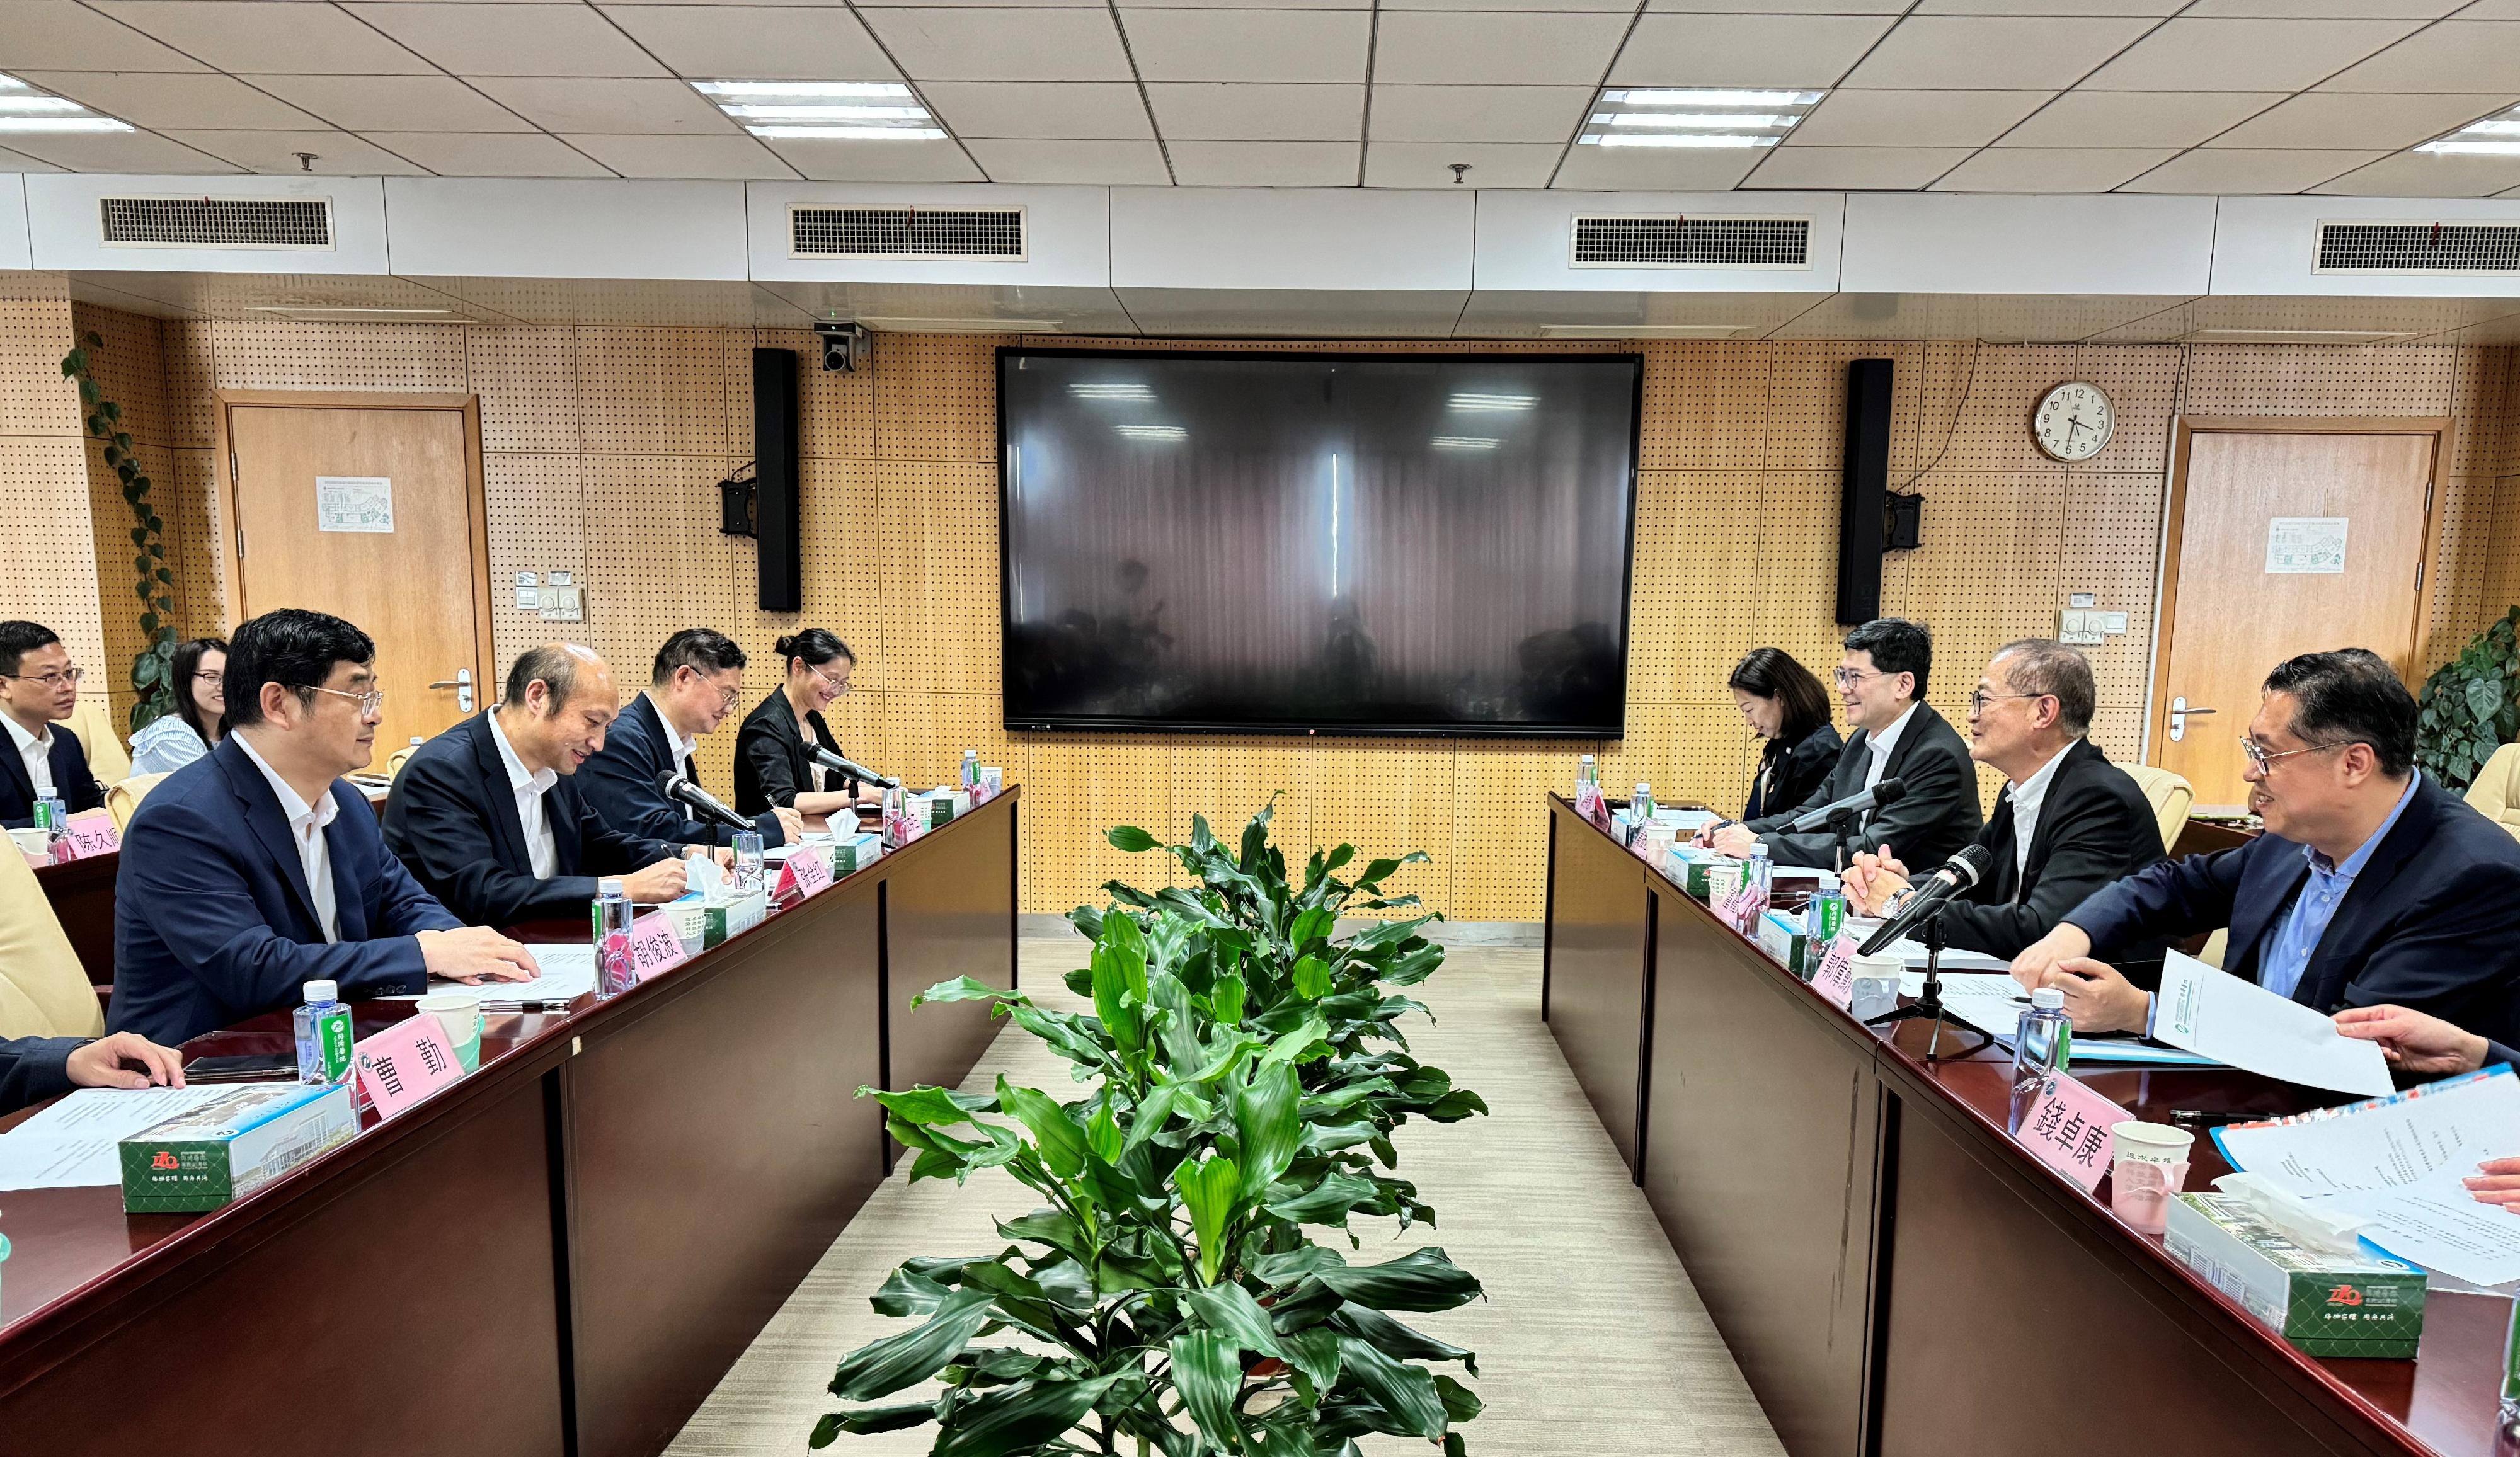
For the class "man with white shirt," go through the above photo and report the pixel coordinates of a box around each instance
[1838,640,2167,962]
[109,609,535,1046]
[0,620,105,828]
[579,628,804,850]
[384,644,697,927]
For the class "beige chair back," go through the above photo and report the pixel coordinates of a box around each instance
[387,745,418,780]
[2119,763,2194,854]
[0,846,106,1037]
[108,772,171,831]
[2466,743,2520,843]
[64,691,130,784]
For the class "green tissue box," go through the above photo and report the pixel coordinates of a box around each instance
[1755,910,1811,978]
[118,1083,357,1214]
[2163,1192,2426,1358]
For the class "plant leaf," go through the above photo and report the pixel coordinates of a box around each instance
[1332,1337,1446,1440]
[1235,1060,1302,1198]
[997,1077,1089,1179]
[1314,1248,1483,1313]
[1108,825,1159,852]
[1170,1330,1246,1450]
[1172,1154,1242,1286]
[810,1402,936,1448]
[1185,1280,1286,1359]
[932,1372,1123,1457]
[826,1287,995,1401]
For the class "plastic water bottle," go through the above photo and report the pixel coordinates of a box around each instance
[730,831,764,896]
[293,980,352,1085]
[1577,755,1597,789]
[593,879,635,997]
[36,797,71,862]
[1632,782,1654,818]
[1744,843,1773,924]
[2008,986,2073,1133]
[961,750,979,789]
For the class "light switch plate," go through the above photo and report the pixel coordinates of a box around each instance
[540,584,585,623]
[2100,610,2129,634]
[513,571,539,611]
[2068,592,2097,609]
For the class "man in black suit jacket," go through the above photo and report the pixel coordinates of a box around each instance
[0,620,106,828]
[385,644,697,926]
[1843,640,2167,961]
[578,629,799,850]
[2016,649,2520,1045]
[1712,618,1983,871]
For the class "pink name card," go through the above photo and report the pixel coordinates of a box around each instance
[777,846,834,900]
[1809,934,1859,1010]
[624,910,689,985]
[2015,1072,2135,1192]
[353,1014,464,1119]
[61,810,119,860]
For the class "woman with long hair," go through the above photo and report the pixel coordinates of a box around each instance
[129,636,229,775]
[1728,646,1841,821]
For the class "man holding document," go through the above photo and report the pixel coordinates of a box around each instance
[2009,649,2520,1043]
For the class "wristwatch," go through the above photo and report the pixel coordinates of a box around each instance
[1882,886,1920,917]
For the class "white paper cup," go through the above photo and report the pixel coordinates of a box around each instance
[8,827,46,855]
[416,990,482,1072]
[2109,1121,2196,1163]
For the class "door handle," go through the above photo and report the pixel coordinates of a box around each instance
[428,668,474,714]
[2168,697,2216,743]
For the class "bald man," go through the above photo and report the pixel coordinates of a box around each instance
[382,644,701,925]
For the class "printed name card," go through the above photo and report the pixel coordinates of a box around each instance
[624,910,689,985]
[2014,1073,2135,1192]
[777,845,834,900]
[1716,882,1765,934]
[353,1014,464,1119]
[1809,934,1860,1010]
[61,810,120,860]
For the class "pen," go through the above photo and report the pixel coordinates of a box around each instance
[2169,1108,2259,1128]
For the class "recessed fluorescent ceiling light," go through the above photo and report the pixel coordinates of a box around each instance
[1116,425,1186,441]
[1072,382,1155,401]
[1579,87,1821,151]
[0,73,133,132]
[1431,436,1499,450]
[1448,392,1536,412]
[2417,105,2520,154]
[692,80,942,140]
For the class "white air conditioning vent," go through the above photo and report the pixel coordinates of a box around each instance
[789,205,1026,261]
[1571,215,1809,270]
[2316,221,2520,274]
[100,195,333,250]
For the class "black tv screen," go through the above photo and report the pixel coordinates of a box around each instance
[999,349,1641,737]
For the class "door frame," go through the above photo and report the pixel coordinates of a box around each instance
[2149,414,2452,770]
[210,390,498,692]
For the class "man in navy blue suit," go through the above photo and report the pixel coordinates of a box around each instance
[2013,649,2520,1046]
[579,628,801,850]
[0,1030,187,1115]
[109,609,538,1047]
[384,643,699,925]
[0,620,106,828]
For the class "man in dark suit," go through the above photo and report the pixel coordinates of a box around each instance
[1,1029,187,1115]
[2015,649,2520,1045]
[0,620,106,828]
[386,644,696,925]
[110,609,537,1047]
[579,628,800,850]
[1841,639,2167,961]
[1710,618,1983,871]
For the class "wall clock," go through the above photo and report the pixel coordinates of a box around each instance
[2032,381,2114,462]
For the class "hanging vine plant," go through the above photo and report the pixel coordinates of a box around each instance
[60,331,178,734]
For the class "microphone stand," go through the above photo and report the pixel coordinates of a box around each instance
[1827,808,1859,875]
[1860,903,1992,1062]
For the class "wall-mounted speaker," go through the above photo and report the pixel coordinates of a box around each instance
[752,347,801,612]
[1836,358,1894,626]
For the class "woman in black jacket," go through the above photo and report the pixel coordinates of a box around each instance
[735,629,868,820]
[1730,647,1841,821]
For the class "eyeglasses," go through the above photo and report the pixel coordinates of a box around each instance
[192,670,223,684]
[1831,668,1885,689]
[3,668,83,689]
[1967,690,2046,714]
[805,661,854,697]
[2238,735,2347,773]
[307,685,385,717]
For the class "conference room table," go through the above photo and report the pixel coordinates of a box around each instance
[1541,792,2505,1457]
[0,787,1019,1457]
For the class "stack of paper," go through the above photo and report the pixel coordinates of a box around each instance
[383,942,599,1005]
[0,1085,241,1191]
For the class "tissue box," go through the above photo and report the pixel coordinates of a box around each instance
[829,832,884,875]
[119,1083,357,1213]
[2163,1193,2426,1358]
[1664,845,1717,900]
[1755,910,1811,977]
[704,890,769,946]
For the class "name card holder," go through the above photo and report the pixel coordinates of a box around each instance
[776,845,834,901]
[61,809,120,860]
[1809,933,1860,1010]
[2015,1072,2134,1193]
[619,910,690,991]
[352,1015,465,1119]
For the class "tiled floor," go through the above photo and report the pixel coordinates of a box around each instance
[665,935,1787,1457]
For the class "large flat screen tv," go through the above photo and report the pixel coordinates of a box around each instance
[999,348,1641,738]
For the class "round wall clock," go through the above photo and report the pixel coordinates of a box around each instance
[2032,381,2114,462]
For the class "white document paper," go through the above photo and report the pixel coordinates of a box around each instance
[0,1085,242,1191]
[387,942,598,1005]
[2265,516,2347,574]
[314,475,394,533]
[2325,1165,2520,1288]
[1891,969,2221,1066]
[1883,939,2012,973]
[2151,950,2392,1097]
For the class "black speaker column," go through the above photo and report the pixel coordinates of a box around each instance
[1836,358,1894,626]
[753,346,802,612]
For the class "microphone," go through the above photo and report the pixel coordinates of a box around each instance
[1857,844,1993,956]
[1785,776,1906,833]
[808,745,902,791]
[656,768,752,831]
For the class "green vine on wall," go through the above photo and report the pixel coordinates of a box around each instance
[60,331,178,734]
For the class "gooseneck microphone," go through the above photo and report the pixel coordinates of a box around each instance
[808,745,902,791]
[1786,776,1906,833]
[656,768,752,831]
[1857,844,1993,956]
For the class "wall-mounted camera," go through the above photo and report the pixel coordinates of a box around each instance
[814,321,871,374]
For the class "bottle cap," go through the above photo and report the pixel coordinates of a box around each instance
[1634,783,1651,796]
[1748,843,1770,859]
[2030,986,2065,1010]
[304,979,338,1004]
[598,877,625,897]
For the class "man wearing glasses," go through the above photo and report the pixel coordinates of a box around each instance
[0,620,106,828]
[2012,649,2520,1044]
[110,609,538,1046]
[579,628,803,851]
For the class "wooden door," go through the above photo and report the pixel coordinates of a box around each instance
[219,396,493,760]
[2151,420,2444,810]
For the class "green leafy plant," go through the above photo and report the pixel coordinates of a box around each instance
[2416,605,2520,792]
[818,801,1489,1456]
[60,331,178,734]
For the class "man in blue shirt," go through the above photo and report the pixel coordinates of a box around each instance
[2011,649,2520,1044]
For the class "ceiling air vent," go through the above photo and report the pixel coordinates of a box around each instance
[2316,221,2520,274]
[100,195,333,250]
[789,205,1026,261]
[1571,214,1809,270]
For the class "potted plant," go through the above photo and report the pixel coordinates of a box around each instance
[2415,606,2520,792]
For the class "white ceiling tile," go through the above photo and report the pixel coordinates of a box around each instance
[1121,9,1370,83]
[20,72,325,131]
[597,6,900,82]
[1648,0,1904,12]
[1369,84,1591,144]
[2208,91,2514,147]
[1612,15,1902,87]
[1841,18,2162,89]
[1743,145,1974,187]
[1551,141,1764,189]
[1791,90,2056,147]
[2184,0,2461,15]
[1929,146,2179,190]
[163,129,435,175]
[859,9,1134,81]
[2117,146,2383,190]
[1911,0,2179,14]
[849,0,1113,6]
[966,137,1171,183]
[563,132,800,178]
[1373,11,1634,86]
[1167,139,1356,185]
[1366,141,1561,187]
[1146,83,1364,140]
[0,2,207,71]
[2460,0,2520,16]
[2308,150,2520,194]
[1996,90,2286,146]
[0,129,237,172]
[365,131,617,176]
[0,144,64,173]
[2078,18,2424,89]
[2318,22,2520,91]
[244,76,537,133]
[89,2,433,74]
[1387,0,1629,9]
[466,77,739,133]
[922,82,1154,139]
[759,135,986,181]
[346,4,670,76]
